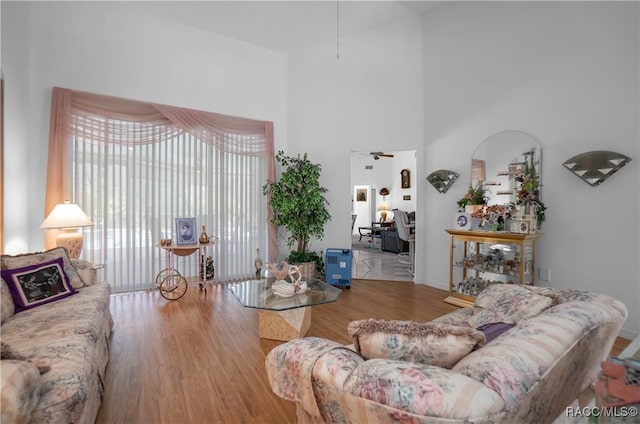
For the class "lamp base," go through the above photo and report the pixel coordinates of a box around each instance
[56,229,84,259]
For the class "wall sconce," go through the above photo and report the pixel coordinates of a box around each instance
[426,169,459,193]
[41,201,93,258]
[563,151,631,187]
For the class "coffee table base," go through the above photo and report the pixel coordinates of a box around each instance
[258,308,311,341]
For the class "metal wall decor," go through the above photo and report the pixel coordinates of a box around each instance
[427,169,459,193]
[563,151,631,187]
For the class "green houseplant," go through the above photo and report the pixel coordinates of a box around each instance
[263,151,331,277]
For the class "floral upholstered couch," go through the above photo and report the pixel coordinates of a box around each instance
[266,285,627,424]
[1,248,113,424]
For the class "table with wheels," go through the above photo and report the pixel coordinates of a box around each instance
[156,241,216,300]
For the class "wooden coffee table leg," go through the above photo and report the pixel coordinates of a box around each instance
[258,307,311,341]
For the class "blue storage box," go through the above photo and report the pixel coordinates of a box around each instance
[325,248,352,288]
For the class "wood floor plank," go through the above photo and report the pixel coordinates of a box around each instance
[96,279,630,424]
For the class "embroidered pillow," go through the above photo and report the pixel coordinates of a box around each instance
[1,247,85,289]
[1,257,77,312]
[468,284,555,328]
[347,319,486,369]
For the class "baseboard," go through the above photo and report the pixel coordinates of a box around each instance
[618,327,639,341]
[414,280,449,291]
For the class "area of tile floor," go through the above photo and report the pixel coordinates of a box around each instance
[350,235,414,282]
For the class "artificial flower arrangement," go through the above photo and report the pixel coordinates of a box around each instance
[469,204,517,231]
[456,185,489,211]
[514,150,546,228]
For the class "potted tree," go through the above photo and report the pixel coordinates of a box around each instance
[263,151,331,278]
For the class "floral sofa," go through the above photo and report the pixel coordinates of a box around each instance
[266,285,627,423]
[1,248,113,424]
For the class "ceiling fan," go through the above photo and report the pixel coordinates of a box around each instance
[369,152,394,160]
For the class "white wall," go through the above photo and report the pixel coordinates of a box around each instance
[288,15,424,254]
[420,1,639,338]
[1,1,288,253]
[1,2,31,254]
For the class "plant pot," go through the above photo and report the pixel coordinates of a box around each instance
[465,205,484,214]
[290,261,316,280]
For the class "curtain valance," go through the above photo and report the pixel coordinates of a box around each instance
[45,87,276,260]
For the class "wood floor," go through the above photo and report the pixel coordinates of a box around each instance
[95,279,630,424]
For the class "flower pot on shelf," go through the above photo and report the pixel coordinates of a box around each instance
[465,205,484,214]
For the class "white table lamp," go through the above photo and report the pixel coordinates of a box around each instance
[41,201,93,258]
[377,202,391,222]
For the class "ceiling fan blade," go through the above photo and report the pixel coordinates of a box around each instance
[365,151,394,160]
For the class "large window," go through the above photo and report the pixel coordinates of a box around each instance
[46,88,275,292]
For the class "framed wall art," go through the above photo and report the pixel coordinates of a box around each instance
[175,217,197,245]
[356,189,367,202]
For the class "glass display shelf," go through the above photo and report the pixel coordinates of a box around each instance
[445,229,541,308]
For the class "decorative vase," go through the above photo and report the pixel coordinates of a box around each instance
[199,225,210,244]
[254,248,263,279]
[524,203,532,216]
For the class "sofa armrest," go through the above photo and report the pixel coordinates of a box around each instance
[70,259,102,286]
[1,360,41,423]
[266,337,361,418]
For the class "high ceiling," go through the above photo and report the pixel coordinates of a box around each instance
[128,1,447,53]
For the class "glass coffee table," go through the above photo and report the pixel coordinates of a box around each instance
[228,277,342,341]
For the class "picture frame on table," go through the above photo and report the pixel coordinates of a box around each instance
[454,212,472,230]
[175,217,197,245]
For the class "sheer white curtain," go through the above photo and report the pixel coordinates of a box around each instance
[47,88,275,292]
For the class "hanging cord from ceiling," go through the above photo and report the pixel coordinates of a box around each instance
[336,0,340,59]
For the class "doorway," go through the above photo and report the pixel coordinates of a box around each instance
[350,150,417,281]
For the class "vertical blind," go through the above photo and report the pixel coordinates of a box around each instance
[68,108,269,292]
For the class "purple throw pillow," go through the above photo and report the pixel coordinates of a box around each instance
[1,257,77,312]
[476,322,516,343]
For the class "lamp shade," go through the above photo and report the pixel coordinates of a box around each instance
[377,203,391,212]
[40,202,93,229]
